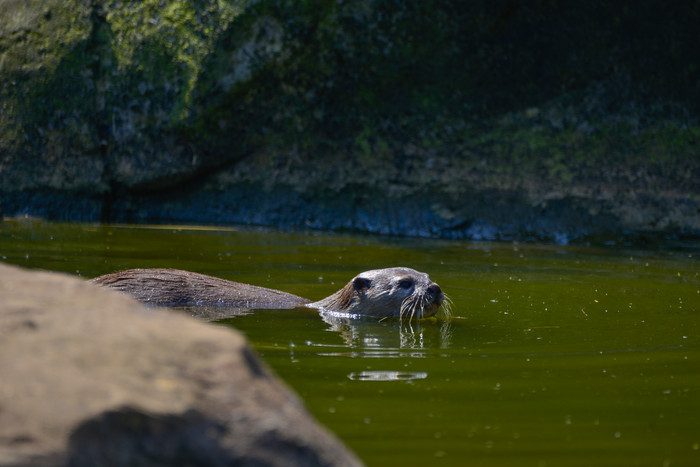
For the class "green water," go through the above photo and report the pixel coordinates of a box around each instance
[2,218,699,466]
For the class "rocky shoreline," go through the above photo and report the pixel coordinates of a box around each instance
[1,1,698,243]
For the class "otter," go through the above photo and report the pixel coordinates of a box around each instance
[308,267,449,320]
[91,267,450,320]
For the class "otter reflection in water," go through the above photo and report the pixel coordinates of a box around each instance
[91,267,452,321]
[319,312,454,350]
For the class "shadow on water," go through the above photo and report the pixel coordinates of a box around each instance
[177,303,457,351]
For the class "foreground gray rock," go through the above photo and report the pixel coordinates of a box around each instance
[0,262,362,466]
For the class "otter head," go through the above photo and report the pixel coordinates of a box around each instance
[310,267,449,320]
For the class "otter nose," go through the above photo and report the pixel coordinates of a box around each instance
[427,284,442,297]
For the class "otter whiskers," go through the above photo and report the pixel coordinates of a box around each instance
[397,292,452,321]
[441,294,454,320]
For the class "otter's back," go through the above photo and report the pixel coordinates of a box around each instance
[91,268,310,309]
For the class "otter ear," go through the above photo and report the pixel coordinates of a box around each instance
[352,277,371,293]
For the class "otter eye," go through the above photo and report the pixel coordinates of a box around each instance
[398,279,413,289]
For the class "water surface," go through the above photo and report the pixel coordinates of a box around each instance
[2,218,699,466]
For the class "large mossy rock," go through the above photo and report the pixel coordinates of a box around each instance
[0,262,362,466]
[0,0,247,195]
[0,1,698,241]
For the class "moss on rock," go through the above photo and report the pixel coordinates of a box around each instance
[0,0,698,241]
[0,0,246,192]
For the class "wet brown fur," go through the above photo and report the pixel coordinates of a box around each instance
[92,267,448,320]
[314,281,357,311]
[91,268,310,309]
